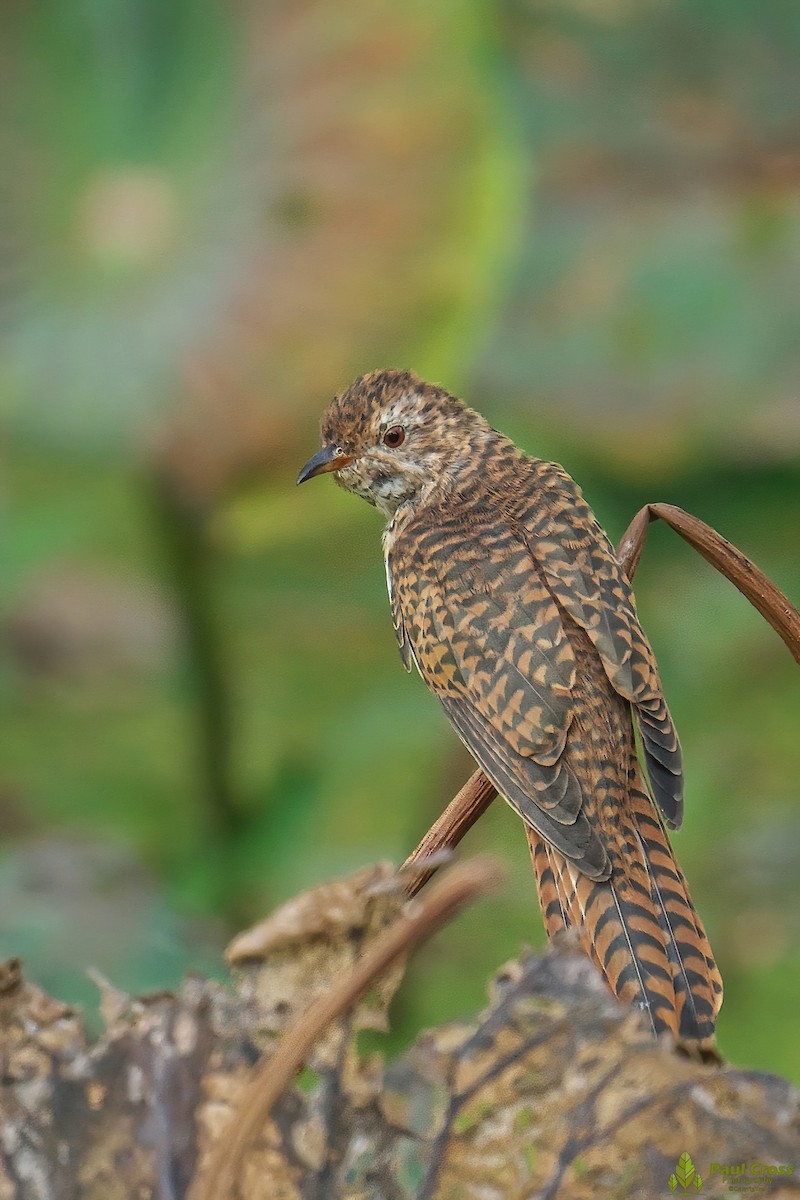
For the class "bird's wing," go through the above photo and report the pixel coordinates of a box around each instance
[511,459,683,828]
[386,508,610,880]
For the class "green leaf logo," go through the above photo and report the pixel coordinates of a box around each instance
[669,1153,702,1192]
[676,1153,695,1189]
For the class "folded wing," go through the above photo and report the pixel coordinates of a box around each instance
[512,460,684,828]
[386,508,610,879]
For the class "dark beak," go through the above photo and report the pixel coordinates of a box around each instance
[296,444,355,485]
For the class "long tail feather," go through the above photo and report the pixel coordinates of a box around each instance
[528,765,721,1042]
[626,766,723,1038]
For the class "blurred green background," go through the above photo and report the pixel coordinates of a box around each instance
[1,0,799,1081]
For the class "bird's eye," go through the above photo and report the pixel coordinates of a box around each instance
[382,425,405,448]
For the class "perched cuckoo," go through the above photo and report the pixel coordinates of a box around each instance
[297,368,722,1042]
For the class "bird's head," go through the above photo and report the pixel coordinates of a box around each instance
[297,368,489,517]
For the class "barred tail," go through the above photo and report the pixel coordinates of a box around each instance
[528,766,722,1042]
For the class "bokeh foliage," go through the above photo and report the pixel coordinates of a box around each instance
[1,0,799,1083]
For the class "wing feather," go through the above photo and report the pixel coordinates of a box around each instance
[386,508,609,867]
[440,693,609,879]
[512,461,684,827]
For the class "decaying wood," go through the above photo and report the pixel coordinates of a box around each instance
[1,865,799,1199]
[192,857,502,1200]
[401,503,800,892]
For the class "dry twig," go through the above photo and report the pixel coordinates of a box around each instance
[620,503,800,663]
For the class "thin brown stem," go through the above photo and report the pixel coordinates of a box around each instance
[190,857,503,1200]
[401,771,498,897]
[615,503,652,582]
[647,503,800,663]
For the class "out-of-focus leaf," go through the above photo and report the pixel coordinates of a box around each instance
[1,0,523,503]
[480,0,800,474]
[5,565,177,683]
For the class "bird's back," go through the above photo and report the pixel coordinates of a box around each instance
[386,436,722,1040]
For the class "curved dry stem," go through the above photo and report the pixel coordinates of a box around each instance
[615,503,652,582]
[646,503,800,663]
[190,857,503,1200]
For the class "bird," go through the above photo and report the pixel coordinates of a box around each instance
[297,367,723,1043]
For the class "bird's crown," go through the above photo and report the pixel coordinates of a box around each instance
[320,368,473,451]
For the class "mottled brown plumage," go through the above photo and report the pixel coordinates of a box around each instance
[297,368,723,1041]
